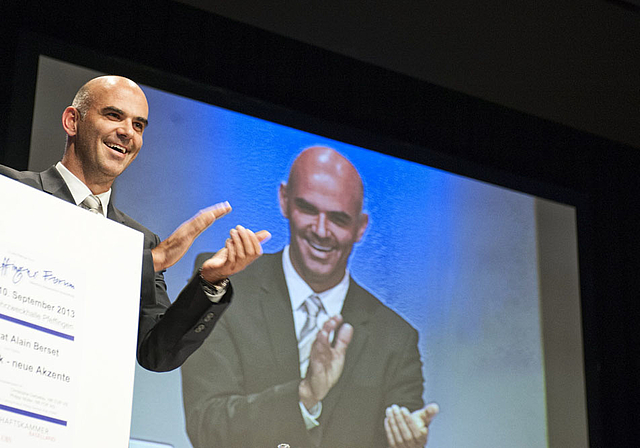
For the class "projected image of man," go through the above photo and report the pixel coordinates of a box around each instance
[182,146,438,448]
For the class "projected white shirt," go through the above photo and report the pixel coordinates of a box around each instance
[281,244,350,429]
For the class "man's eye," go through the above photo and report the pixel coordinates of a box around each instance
[134,122,144,130]
[297,203,317,214]
[107,112,120,119]
[328,213,351,227]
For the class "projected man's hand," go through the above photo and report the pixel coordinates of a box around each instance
[298,315,353,411]
[384,403,439,448]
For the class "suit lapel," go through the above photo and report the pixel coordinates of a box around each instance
[39,165,125,224]
[106,201,126,224]
[39,166,74,203]
[320,280,373,422]
[259,254,301,377]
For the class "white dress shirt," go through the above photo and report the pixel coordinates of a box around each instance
[281,245,350,429]
[56,162,111,217]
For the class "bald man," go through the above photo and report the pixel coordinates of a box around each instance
[0,76,269,372]
[182,147,437,448]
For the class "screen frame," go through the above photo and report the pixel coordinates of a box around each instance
[6,30,600,447]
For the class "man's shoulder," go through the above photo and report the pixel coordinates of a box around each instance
[110,206,158,242]
[348,278,418,333]
[229,251,282,282]
[214,251,283,299]
[0,164,42,188]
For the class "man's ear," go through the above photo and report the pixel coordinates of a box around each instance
[61,106,80,137]
[278,182,289,218]
[355,213,369,242]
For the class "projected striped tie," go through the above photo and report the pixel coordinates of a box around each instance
[298,294,324,376]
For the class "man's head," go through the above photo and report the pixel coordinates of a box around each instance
[61,76,149,194]
[279,146,368,293]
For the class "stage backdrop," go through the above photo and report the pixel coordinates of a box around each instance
[25,55,586,448]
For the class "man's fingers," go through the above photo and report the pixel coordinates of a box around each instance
[209,247,228,268]
[321,315,341,334]
[385,407,405,447]
[190,202,232,236]
[314,329,330,347]
[384,417,396,447]
[231,227,272,260]
[420,403,440,427]
[318,316,353,353]
[392,405,413,444]
[230,228,245,259]
[236,225,256,256]
[255,230,271,243]
[402,406,424,440]
[250,230,265,255]
[226,236,236,265]
[203,201,232,221]
[333,322,353,353]
[383,404,434,448]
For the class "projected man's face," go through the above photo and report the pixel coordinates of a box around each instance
[280,147,368,293]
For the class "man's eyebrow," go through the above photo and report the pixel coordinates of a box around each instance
[294,197,317,209]
[101,106,125,115]
[293,197,353,222]
[102,106,149,127]
[327,211,353,223]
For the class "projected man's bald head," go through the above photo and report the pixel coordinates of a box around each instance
[279,146,369,293]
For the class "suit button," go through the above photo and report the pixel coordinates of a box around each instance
[203,312,215,322]
[194,324,206,333]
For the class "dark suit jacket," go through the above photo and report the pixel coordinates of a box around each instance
[0,164,231,372]
[182,251,424,448]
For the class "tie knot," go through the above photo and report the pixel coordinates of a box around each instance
[80,195,103,215]
[303,294,323,318]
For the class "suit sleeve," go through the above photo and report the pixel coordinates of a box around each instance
[136,235,232,372]
[383,326,424,412]
[1,165,232,372]
[181,316,313,448]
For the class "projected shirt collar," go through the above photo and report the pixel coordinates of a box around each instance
[55,162,111,218]
[282,245,349,338]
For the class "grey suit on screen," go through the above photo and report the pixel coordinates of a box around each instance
[182,251,423,448]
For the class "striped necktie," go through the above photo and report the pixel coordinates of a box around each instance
[298,294,324,376]
[79,194,103,216]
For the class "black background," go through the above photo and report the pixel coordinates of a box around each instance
[1,1,638,446]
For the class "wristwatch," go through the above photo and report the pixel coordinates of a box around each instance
[198,268,230,295]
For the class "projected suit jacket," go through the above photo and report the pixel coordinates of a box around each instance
[0,164,231,372]
[182,251,424,448]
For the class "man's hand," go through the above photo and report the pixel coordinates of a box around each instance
[152,202,232,272]
[200,225,271,283]
[299,315,353,411]
[384,403,439,448]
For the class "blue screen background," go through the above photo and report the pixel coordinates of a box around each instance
[112,85,546,447]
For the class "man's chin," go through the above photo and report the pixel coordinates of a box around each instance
[300,259,342,282]
[100,160,130,178]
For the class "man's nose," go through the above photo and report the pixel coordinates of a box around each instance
[117,120,135,139]
[312,213,329,238]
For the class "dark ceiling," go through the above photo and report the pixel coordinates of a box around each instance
[179,0,640,150]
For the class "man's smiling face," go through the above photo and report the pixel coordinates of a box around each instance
[64,76,148,191]
[280,147,368,293]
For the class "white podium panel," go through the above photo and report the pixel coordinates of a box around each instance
[0,176,143,447]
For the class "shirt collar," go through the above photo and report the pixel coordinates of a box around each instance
[55,162,111,217]
[282,245,349,317]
